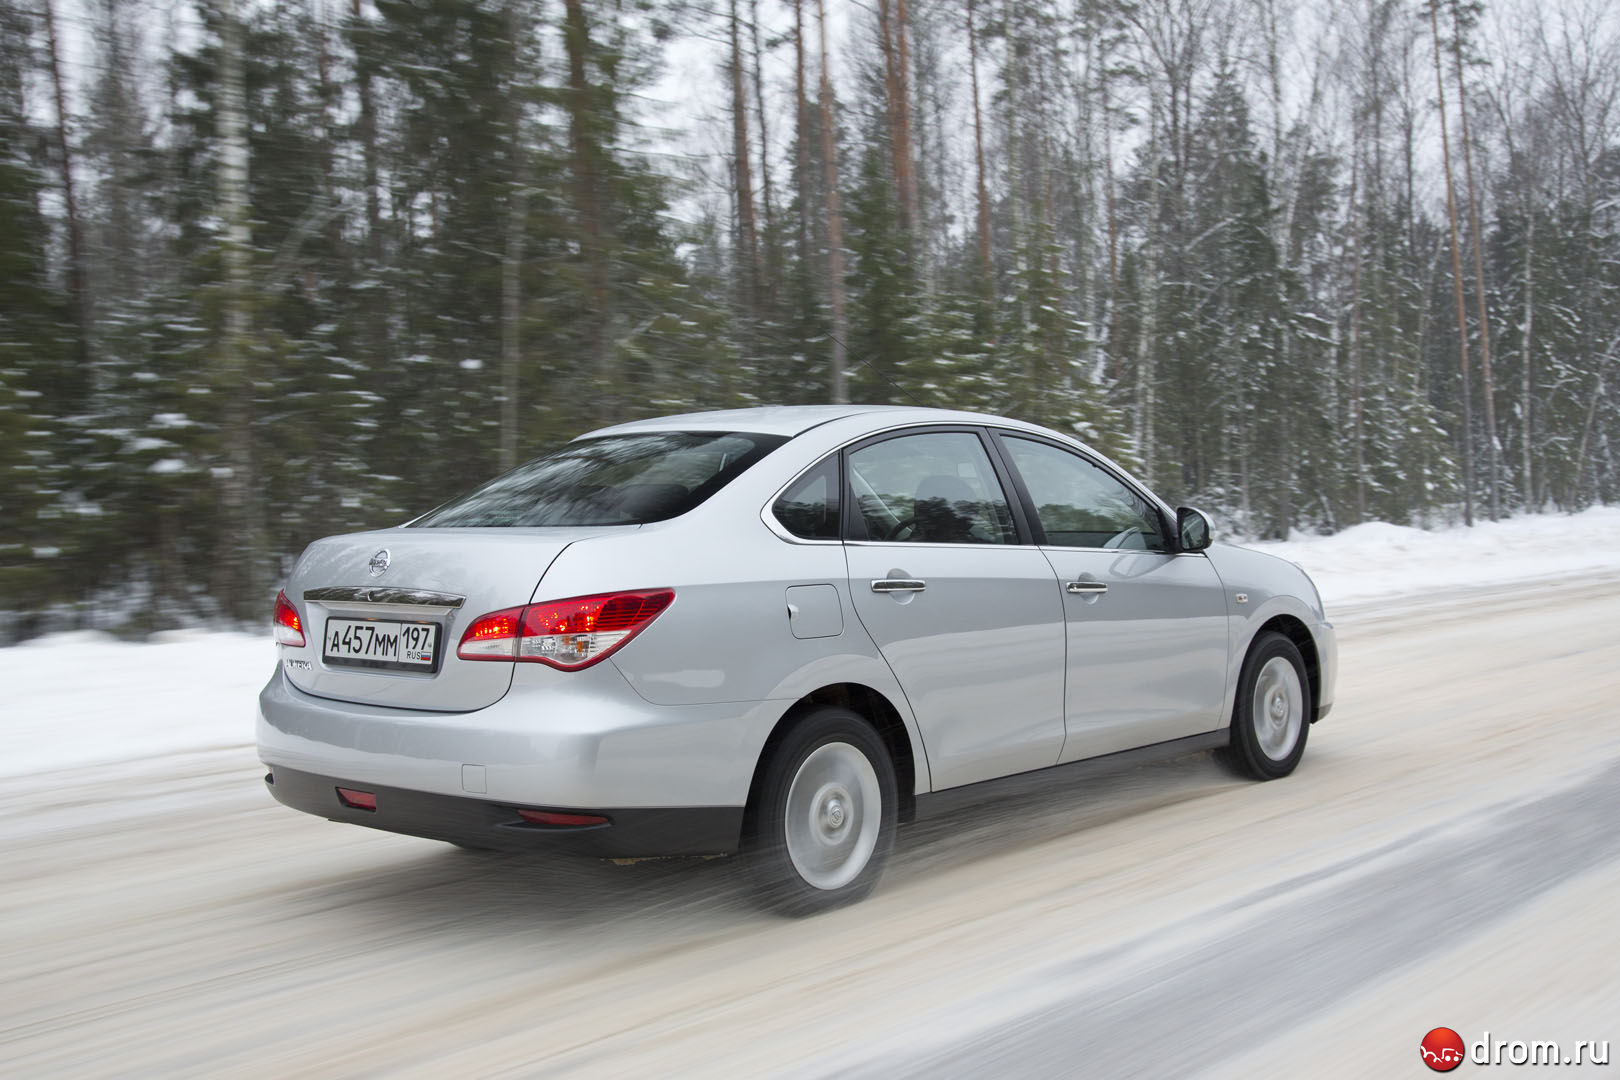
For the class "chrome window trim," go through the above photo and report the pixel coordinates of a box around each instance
[1033,544,1209,558]
[760,417,1177,548]
[303,586,466,609]
[762,515,843,546]
[845,540,1045,552]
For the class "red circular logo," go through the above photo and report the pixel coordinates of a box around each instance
[1421,1027,1466,1071]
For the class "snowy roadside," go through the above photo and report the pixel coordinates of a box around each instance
[2,629,272,779]
[4,507,1619,779]
[1247,505,1620,607]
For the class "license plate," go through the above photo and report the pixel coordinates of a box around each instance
[323,618,441,673]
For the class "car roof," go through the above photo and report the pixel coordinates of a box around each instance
[576,404,1173,518]
[578,405,1049,440]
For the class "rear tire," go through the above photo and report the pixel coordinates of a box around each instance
[747,706,897,915]
[1224,632,1310,780]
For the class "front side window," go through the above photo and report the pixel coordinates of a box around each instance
[848,432,1016,544]
[412,431,787,527]
[1003,437,1165,550]
[773,455,841,539]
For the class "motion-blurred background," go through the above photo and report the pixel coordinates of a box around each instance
[1,0,1616,637]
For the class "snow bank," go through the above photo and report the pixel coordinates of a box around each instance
[1245,506,1620,607]
[1,630,272,778]
[4,508,1620,778]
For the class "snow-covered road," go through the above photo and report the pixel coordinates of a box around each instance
[3,512,1620,1076]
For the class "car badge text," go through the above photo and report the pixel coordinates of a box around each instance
[369,548,391,577]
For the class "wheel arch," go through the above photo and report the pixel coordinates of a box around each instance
[744,684,920,840]
[1250,614,1322,721]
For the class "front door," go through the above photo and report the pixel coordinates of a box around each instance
[994,434,1230,762]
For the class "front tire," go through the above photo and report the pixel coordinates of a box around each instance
[748,706,897,915]
[1225,632,1310,780]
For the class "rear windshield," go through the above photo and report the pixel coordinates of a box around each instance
[410,431,788,527]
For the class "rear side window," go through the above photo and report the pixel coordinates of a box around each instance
[411,431,787,527]
[773,455,841,539]
[848,432,1017,544]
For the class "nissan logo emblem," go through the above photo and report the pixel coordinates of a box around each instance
[368,549,391,577]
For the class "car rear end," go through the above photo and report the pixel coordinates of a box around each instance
[257,428,793,856]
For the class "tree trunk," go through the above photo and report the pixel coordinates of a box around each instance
[967,0,991,289]
[42,0,90,405]
[351,0,381,261]
[1519,206,1534,508]
[876,0,909,236]
[1074,14,1096,380]
[1572,373,1604,505]
[500,183,525,472]
[730,0,760,313]
[564,0,615,421]
[499,2,526,473]
[1449,0,1499,520]
[816,0,848,403]
[1429,0,1474,527]
[1134,96,1161,486]
[895,0,919,237]
[1349,151,1367,523]
[1102,42,1120,368]
[213,0,267,619]
[92,0,139,298]
[748,0,778,294]
[794,0,811,263]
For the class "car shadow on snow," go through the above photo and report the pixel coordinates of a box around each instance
[284,746,1287,938]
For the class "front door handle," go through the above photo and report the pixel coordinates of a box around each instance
[1066,581,1108,595]
[871,578,927,594]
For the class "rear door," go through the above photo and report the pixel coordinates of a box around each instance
[842,428,1066,790]
[992,433,1229,761]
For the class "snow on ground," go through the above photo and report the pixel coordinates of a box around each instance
[4,507,1620,779]
[1245,505,1620,607]
[2,630,273,778]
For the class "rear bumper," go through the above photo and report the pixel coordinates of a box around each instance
[263,766,743,856]
[257,665,783,823]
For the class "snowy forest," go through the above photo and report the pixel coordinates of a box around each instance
[1,0,1618,634]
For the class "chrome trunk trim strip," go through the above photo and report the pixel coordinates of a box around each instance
[303,587,466,609]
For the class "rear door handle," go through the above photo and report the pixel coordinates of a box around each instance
[871,578,927,594]
[1066,581,1108,595]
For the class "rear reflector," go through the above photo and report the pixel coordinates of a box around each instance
[273,589,306,647]
[517,809,609,827]
[336,787,377,811]
[458,589,674,670]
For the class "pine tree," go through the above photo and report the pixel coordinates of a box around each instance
[0,2,76,629]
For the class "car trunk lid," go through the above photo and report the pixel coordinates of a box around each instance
[279,526,623,711]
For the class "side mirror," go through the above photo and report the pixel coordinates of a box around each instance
[1176,506,1212,552]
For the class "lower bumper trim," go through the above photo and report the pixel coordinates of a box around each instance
[264,766,744,857]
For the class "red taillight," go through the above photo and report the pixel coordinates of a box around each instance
[517,809,608,827]
[336,787,377,811]
[273,589,305,647]
[457,589,674,670]
[456,605,527,659]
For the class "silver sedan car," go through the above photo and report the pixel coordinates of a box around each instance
[259,406,1336,912]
